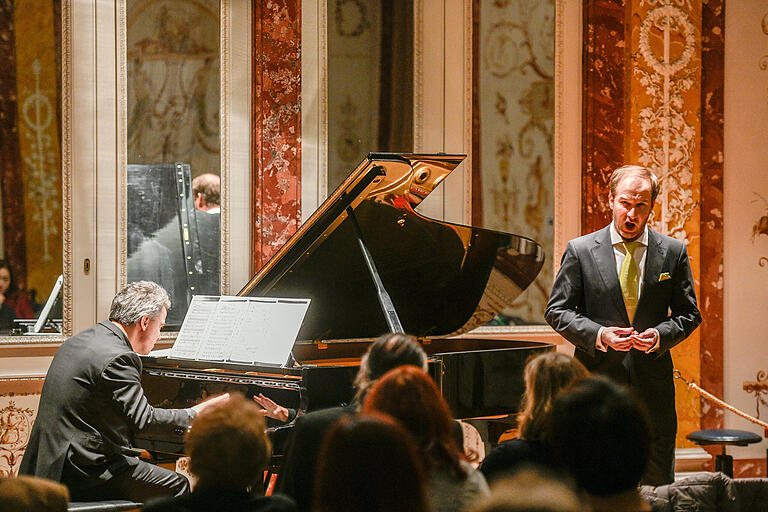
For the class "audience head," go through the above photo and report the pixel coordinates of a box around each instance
[548,376,650,497]
[468,467,583,512]
[518,352,588,441]
[353,332,427,403]
[185,392,270,491]
[363,365,464,478]
[314,413,429,512]
[0,259,17,296]
[192,173,220,211]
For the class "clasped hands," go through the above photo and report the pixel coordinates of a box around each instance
[601,326,657,352]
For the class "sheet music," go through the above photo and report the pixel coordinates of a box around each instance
[228,299,310,365]
[169,295,310,365]
[170,296,219,359]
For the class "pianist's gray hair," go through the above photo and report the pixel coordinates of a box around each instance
[109,281,171,325]
[353,333,428,405]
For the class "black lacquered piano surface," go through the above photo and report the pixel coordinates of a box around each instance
[139,153,553,453]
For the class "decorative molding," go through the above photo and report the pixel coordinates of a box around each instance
[413,0,423,152]
[220,0,231,293]
[463,0,472,222]
[61,0,72,337]
[117,0,127,289]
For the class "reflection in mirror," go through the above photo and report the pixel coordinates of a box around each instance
[327,0,413,190]
[126,0,221,329]
[0,0,63,334]
[473,0,554,326]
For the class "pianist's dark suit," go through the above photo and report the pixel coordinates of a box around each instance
[545,226,701,485]
[20,321,195,501]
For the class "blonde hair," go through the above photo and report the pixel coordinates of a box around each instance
[517,352,588,440]
[609,165,659,203]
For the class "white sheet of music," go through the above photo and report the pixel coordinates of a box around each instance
[169,295,310,365]
[228,299,310,365]
[170,296,219,359]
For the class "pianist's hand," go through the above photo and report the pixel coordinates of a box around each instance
[253,393,291,423]
[191,393,230,414]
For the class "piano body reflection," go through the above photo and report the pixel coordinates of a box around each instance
[139,153,553,453]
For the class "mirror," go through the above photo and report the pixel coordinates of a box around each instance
[125,0,221,328]
[472,0,555,326]
[0,0,63,335]
[326,0,413,190]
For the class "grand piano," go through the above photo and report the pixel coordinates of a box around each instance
[139,153,553,452]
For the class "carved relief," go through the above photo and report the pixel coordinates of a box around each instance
[0,392,40,477]
[478,0,554,324]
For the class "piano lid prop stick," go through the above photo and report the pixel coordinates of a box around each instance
[345,206,405,334]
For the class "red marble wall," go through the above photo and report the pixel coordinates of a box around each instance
[581,0,725,442]
[0,0,28,289]
[581,0,626,236]
[251,0,302,272]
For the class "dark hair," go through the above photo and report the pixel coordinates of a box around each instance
[518,352,588,441]
[364,365,465,479]
[314,413,429,512]
[353,332,427,403]
[608,165,660,204]
[548,376,650,496]
[192,173,220,206]
[185,393,270,490]
[0,260,18,294]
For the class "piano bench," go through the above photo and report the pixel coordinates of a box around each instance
[68,500,142,512]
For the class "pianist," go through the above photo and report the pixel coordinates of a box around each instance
[19,281,228,503]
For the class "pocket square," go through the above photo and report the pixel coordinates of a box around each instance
[658,272,671,282]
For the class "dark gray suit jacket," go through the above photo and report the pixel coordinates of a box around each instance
[19,321,195,487]
[545,226,701,436]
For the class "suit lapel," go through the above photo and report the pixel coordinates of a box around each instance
[589,226,629,323]
[637,229,668,311]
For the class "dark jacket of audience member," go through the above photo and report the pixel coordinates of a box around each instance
[276,333,428,512]
[480,352,588,484]
[313,413,429,512]
[142,393,295,512]
[548,376,652,512]
[363,365,490,512]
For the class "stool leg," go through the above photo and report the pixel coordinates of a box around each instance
[715,446,733,478]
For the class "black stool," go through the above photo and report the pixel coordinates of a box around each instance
[687,429,763,477]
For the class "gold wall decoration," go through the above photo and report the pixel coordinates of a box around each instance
[629,0,701,447]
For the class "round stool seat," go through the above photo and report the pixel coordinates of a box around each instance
[687,429,763,446]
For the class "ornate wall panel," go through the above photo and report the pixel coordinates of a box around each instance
[581,0,626,236]
[0,378,43,476]
[251,0,302,271]
[475,0,555,324]
[628,0,702,447]
[699,0,724,432]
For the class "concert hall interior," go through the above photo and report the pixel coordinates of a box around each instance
[0,0,767,509]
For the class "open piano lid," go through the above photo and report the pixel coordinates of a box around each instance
[238,153,545,341]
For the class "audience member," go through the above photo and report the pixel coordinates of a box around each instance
[548,376,652,512]
[0,260,34,331]
[276,332,427,511]
[0,475,69,512]
[313,413,429,512]
[468,467,584,512]
[364,365,490,512]
[142,393,295,512]
[480,352,588,483]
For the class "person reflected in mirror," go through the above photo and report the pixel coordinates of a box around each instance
[190,173,220,296]
[19,281,229,503]
[142,392,295,512]
[479,352,588,484]
[0,259,35,332]
[545,165,702,486]
[191,173,220,214]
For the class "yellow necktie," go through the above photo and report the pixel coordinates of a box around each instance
[619,241,640,322]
